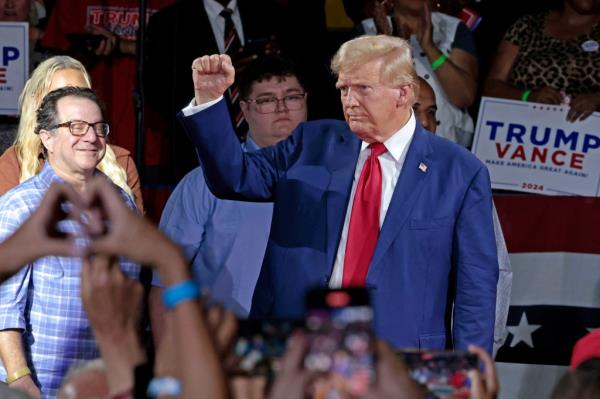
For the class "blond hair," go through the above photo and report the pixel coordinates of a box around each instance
[331,35,419,104]
[15,56,132,197]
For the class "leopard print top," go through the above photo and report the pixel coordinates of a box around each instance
[504,12,600,96]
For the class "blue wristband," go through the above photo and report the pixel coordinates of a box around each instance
[147,376,182,398]
[162,280,200,310]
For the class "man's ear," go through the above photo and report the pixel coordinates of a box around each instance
[39,129,55,154]
[396,84,413,107]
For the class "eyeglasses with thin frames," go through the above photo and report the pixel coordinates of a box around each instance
[243,93,306,114]
[51,120,110,138]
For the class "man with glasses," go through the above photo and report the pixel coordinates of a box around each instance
[152,56,308,324]
[179,35,498,354]
[0,87,139,398]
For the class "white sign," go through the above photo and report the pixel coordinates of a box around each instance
[472,97,600,196]
[0,22,29,115]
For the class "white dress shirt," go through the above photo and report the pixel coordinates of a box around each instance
[204,0,245,53]
[329,112,417,288]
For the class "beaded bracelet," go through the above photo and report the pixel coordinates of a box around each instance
[162,280,200,310]
[431,53,448,70]
[147,377,182,398]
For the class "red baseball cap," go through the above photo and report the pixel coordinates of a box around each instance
[570,329,600,369]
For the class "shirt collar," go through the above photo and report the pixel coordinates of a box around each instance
[242,135,261,153]
[39,161,65,188]
[204,0,238,18]
[40,161,104,188]
[360,109,416,162]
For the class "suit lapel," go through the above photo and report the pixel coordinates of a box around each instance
[369,125,434,270]
[325,127,361,272]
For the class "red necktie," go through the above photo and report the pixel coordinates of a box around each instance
[342,143,387,287]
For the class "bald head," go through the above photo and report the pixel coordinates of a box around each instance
[414,77,437,133]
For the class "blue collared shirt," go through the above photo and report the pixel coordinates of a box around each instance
[0,163,139,398]
[158,137,273,317]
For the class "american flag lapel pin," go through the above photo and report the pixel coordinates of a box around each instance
[418,162,428,173]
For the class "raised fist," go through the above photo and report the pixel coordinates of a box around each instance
[191,54,236,105]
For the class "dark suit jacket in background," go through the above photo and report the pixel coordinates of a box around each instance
[144,0,282,183]
[178,99,499,354]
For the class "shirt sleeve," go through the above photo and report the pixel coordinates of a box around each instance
[503,14,533,48]
[153,168,214,286]
[181,96,224,117]
[452,22,477,57]
[0,201,33,331]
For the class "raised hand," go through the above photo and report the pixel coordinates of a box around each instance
[86,24,118,56]
[468,345,499,399]
[191,54,236,105]
[416,1,434,52]
[80,254,145,396]
[268,332,315,399]
[365,341,426,399]
[81,176,188,285]
[0,182,85,281]
[372,0,392,35]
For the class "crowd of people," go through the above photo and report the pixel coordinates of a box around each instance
[0,0,599,398]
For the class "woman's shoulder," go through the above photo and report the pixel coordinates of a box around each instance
[504,12,546,44]
[108,144,132,159]
[0,146,22,196]
[0,145,19,165]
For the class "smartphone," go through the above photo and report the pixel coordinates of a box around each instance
[224,319,302,376]
[304,288,376,398]
[66,33,104,53]
[399,349,478,399]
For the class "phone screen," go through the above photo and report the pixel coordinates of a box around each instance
[224,319,301,376]
[304,288,375,398]
[400,350,478,399]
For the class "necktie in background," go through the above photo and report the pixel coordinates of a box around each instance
[343,143,387,287]
[220,8,247,138]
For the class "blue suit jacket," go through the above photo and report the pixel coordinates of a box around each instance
[179,99,498,353]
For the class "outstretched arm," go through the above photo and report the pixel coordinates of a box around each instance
[179,54,303,203]
[0,183,84,282]
[83,177,229,399]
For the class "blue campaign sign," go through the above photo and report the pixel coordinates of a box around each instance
[472,97,600,196]
[0,22,29,115]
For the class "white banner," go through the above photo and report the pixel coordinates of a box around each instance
[0,22,29,115]
[472,97,600,196]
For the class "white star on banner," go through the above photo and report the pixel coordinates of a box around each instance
[507,312,541,348]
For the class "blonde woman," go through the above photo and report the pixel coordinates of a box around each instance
[0,56,144,213]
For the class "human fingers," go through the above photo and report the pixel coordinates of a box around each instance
[207,303,224,332]
[191,55,211,74]
[82,177,135,256]
[213,309,238,356]
[279,331,306,373]
[34,183,85,257]
[209,53,223,74]
[567,100,594,122]
[469,345,498,399]
[532,87,562,104]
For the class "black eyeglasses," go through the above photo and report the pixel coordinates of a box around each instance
[243,93,306,114]
[51,120,110,138]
